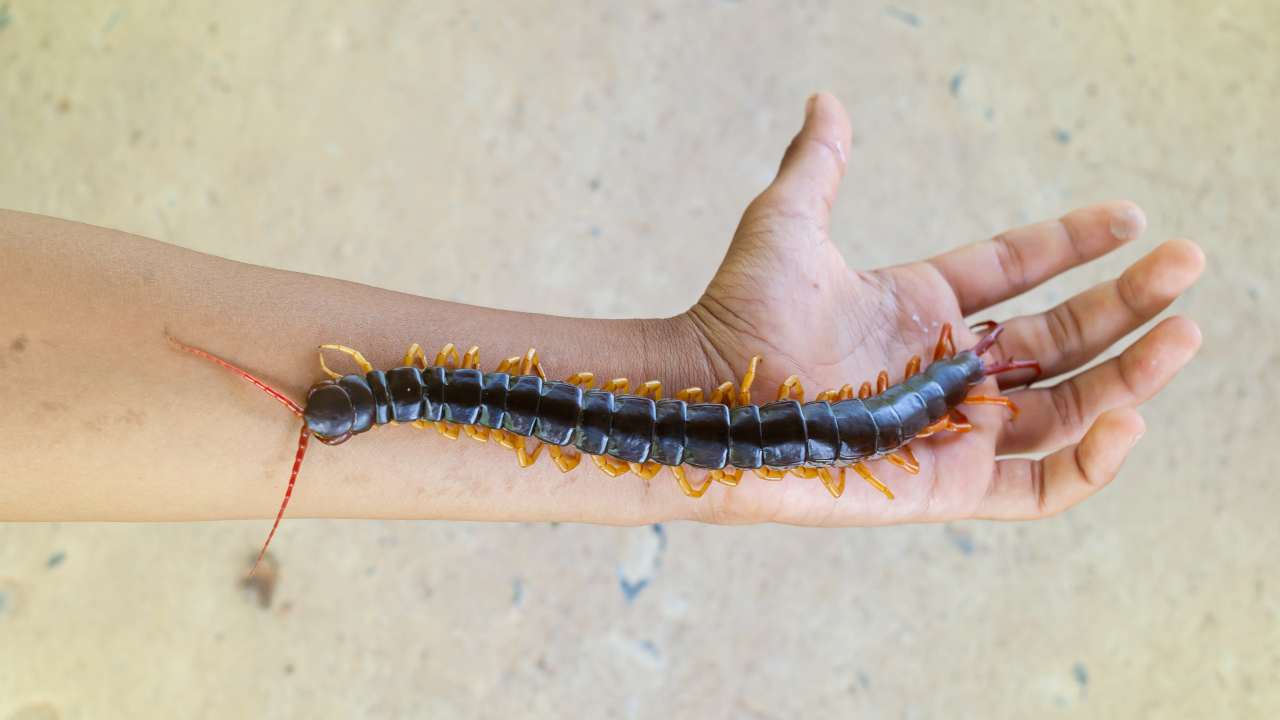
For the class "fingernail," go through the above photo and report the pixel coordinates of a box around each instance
[1109,204,1147,241]
[804,94,818,120]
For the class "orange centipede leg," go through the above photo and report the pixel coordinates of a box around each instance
[672,465,714,498]
[547,445,581,472]
[777,375,805,403]
[947,408,973,432]
[963,395,1020,419]
[885,445,920,474]
[876,370,890,394]
[858,382,873,399]
[933,323,955,361]
[852,462,894,499]
[593,455,631,477]
[903,355,921,379]
[818,467,846,498]
[755,467,787,481]
[737,356,762,406]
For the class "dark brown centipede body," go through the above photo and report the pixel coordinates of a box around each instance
[303,351,988,470]
[170,322,1040,575]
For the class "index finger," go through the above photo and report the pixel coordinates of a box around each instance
[927,201,1147,315]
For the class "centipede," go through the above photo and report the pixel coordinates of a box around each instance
[170,322,1038,572]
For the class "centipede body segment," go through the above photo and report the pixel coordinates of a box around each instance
[169,323,1038,574]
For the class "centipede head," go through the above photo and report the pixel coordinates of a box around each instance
[968,322,1042,382]
[304,381,355,445]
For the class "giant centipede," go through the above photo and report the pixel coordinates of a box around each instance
[170,322,1039,572]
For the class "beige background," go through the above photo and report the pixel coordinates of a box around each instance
[1,1,1276,718]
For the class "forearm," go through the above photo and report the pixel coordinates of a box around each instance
[0,210,712,524]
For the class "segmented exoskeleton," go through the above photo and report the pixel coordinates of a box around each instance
[171,322,1038,572]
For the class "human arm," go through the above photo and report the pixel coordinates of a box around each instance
[0,93,1204,527]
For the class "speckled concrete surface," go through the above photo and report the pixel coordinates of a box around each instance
[1,2,1276,718]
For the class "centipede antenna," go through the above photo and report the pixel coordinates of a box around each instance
[168,335,304,417]
[983,358,1043,379]
[970,323,1005,357]
[249,425,310,578]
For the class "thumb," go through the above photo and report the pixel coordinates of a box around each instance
[760,92,853,228]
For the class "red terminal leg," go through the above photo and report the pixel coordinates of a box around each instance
[250,425,311,577]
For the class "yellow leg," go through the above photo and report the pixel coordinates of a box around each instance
[513,436,544,468]
[672,465,713,498]
[463,425,489,442]
[818,467,846,498]
[676,387,705,402]
[777,375,805,402]
[402,343,427,368]
[815,389,837,402]
[852,462,894,499]
[518,348,547,379]
[858,382,873,399]
[876,370,890,394]
[547,445,581,472]
[629,461,663,480]
[963,395,1020,419]
[434,343,460,369]
[755,467,787,481]
[635,380,663,400]
[461,345,481,370]
[837,384,855,401]
[716,467,743,486]
[709,381,737,406]
[566,371,595,389]
[492,429,518,449]
[790,466,819,479]
[497,356,521,373]
[737,356,762,406]
[602,378,631,394]
[593,455,631,477]
[318,344,374,379]
[435,421,462,440]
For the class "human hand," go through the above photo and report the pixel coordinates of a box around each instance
[674,93,1204,526]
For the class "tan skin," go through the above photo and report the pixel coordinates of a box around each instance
[0,93,1202,536]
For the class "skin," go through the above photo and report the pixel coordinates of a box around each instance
[0,93,1203,534]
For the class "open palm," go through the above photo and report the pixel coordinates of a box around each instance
[676,93,1203,526]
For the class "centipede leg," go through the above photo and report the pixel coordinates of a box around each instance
[885,445,920,474]
[318,344,374,379]
[904,355,921,379]
[672,465,714,498]
[593,455,631,477]
[818,467,846,498]
[629,461,663,480]
[716,467,743,486]
[755,467,788,481]
[777,375,805,403]
[947,408,973,432]
[676,387,705,402]
[709,381,738,407]
[547,445,581,472]
[852,462,894,500]
[249,425,311,578]
[635,380,663,400]
[933,323,956,360]
[876,370,890,394]
[513,435,544,468]
[737,356,762,406]
[963,395,1020,419]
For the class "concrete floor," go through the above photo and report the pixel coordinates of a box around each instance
[1,1,1277,717]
